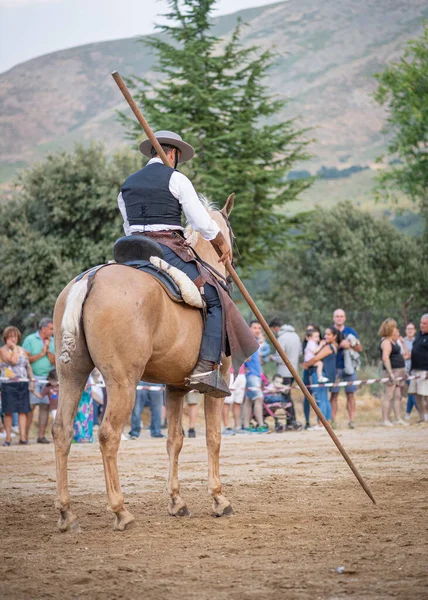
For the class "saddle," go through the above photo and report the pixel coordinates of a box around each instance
[112,235,205,308]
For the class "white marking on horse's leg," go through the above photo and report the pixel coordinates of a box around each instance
[98,381,137,531]
[204,394,233,517]
[53,370,88,532]
[166,386,190,516]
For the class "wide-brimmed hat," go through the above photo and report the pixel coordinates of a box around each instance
[139,130,195,164]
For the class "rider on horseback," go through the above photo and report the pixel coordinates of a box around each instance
[118,130,232,398]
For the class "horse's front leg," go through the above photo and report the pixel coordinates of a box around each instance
[165,386,190,516]
[204,394,233,517]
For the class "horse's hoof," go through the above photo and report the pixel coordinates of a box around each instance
[58,512,80,533]
[113,510,136,532]
[175,505,191,517]
[212,502,233,518]
[168,500,191,517]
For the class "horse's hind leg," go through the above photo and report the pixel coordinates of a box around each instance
[99,380,137,531]
[53,361,92,532]
[205,394,233,517]
[166,386,190,517]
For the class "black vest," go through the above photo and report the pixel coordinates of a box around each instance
[379,340,405,369]
[121,162,182,227]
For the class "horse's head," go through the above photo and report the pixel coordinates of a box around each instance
[185,193,235,279]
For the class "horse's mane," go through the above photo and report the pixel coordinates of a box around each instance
[184,194,218,245]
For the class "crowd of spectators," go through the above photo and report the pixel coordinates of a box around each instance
[222,309,428,434]
[1,310,427,445]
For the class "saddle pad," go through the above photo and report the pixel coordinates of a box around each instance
[75,261,183,303]
[75,261,199,305]
[123,260,183,303]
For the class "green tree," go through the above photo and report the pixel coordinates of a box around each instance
[0,144,140,329]
[373,24,428,259]
[119,0,312,271]
[263,203,427,361]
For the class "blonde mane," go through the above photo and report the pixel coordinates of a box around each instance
[184,194,218,246]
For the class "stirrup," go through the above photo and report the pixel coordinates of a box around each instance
[185,367,231,398]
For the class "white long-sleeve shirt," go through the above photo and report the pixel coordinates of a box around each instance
[118,158,220,241]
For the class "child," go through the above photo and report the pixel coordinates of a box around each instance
[264,374,290,403]
[33,368,59,421]
[264,374,302,431]
[304,330,328,383]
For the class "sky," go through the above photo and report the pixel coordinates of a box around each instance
[0,0,279,73]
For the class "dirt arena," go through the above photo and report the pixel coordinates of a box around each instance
[1,418,427,599]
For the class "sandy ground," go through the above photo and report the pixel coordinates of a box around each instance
[1,419,427,600]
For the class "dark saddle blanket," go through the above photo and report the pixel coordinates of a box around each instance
[76,235,186,303]
[123,260,184,303]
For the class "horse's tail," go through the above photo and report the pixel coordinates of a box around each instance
[59,279,88,364]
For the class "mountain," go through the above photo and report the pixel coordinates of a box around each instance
[0,0,427,180]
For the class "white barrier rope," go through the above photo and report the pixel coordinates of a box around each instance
[285,372,424,390]
[1,373,425,391]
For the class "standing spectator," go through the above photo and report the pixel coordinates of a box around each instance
[304,329,328,383]
[330,309,362,429]
[88,368,105,426]
[408,314,428,422]
[0,326,34,446]
[129,381,164,439]
[22,317,55,443]
[222,365,245,435]
[378,319,407,426]
[303,327,341,427]
[243,321,269,433]
[301,323,321,429]
[33,368,59,422]
[269,317,302,393]
[73,386,94,443]
[184,392,200,438]
[403,322,417,420]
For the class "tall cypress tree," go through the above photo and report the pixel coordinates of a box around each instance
[120,0,312,271]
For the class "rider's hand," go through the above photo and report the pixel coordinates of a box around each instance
[210,231,232,265]
[217,247,232,265]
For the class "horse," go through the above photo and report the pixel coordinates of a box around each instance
[52,194,236,532]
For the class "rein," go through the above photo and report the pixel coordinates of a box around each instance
[188,209,235,294]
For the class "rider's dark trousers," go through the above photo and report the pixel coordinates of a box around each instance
[158,243,223,364]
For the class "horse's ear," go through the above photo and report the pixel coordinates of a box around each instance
[221,193,235,218]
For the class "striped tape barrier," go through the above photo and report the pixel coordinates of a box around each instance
[0,373,425,392]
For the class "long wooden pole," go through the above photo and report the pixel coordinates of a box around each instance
[111,71,173,168]
[111,70,376,505]
[225,264,376,504]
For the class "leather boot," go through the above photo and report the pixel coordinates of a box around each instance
[186,360,231,398]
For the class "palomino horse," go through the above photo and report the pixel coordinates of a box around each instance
[52,194,235,532]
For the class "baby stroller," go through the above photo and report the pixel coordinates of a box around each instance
[263,388,303,432]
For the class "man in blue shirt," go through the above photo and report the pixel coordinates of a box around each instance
[22,317,55,443]
[330,309,362,429]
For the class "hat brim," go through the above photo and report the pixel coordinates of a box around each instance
[139,136,195,164]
